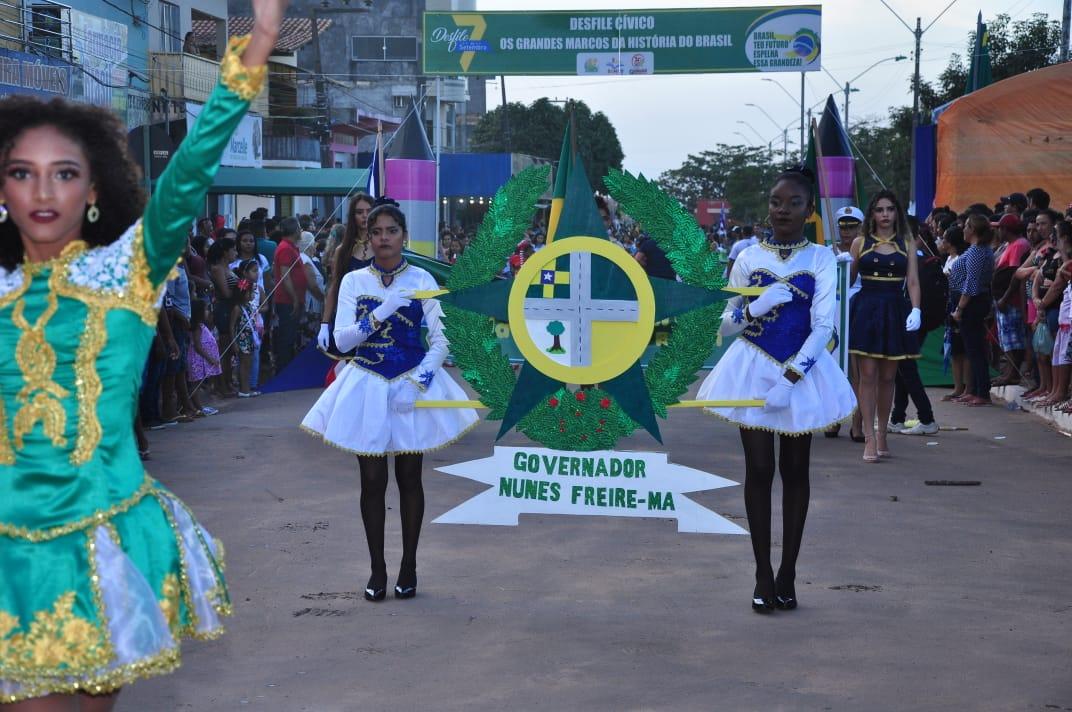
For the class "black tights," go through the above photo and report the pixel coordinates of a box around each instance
[357,453,424,589]
[739,428,811,600]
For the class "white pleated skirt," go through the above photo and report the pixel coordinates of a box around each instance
[301,363,479,455]
[696,340,857,435]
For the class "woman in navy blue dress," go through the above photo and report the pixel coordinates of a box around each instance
[317,192,375,360]
[848,190,922,462]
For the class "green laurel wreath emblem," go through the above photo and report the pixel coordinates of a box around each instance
[442,166,726,451]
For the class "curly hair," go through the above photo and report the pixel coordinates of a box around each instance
[0,94,146,271]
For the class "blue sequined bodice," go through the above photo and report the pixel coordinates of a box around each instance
[352,296,426,379]
[740,269,815,364]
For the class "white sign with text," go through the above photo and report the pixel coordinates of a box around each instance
[434,447,746,534]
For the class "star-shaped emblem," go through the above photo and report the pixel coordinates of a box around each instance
[438,157,739,445]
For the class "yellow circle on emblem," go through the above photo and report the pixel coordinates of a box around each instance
[508,236,655,384]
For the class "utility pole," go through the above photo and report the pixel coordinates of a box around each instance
[310,4,372,170]
[878,0,957,212]
[1062,0,1070,62]
[799,72,805,156]
[824,56,906,133]
[499,75,511,153]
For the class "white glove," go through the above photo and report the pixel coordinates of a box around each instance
[763,377,795,411]
[905,307,922,332]
[835,251,854,264]
[391,378,418,414]
[372,290,413,323]
[317,323,330,350]
[748,282,794,318]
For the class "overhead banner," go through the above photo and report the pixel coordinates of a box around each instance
[434,447,748,534]
[423,6,821,76]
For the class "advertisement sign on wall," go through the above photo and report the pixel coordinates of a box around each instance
[0,48,70,99]
[71,10,128,113]
[187,102,263,168]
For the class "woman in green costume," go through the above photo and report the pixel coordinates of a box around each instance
[0,2,287,708]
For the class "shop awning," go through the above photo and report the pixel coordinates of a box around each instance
[207,167,368,196]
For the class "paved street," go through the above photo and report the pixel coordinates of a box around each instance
[122,383,1071,711]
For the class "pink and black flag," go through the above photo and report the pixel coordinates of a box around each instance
[804,96,862,245]
[385,106,437,257]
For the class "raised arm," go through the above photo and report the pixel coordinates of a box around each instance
[141,4,283,285]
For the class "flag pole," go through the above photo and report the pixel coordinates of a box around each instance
[376,120,385,197]
[810,118,836,246]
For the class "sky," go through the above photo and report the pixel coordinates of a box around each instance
[474,0,1066,180]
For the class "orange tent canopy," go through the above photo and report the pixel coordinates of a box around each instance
[935,62,1072,212]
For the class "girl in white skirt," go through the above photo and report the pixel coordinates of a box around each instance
[302,199,478,601]
[696,168,856,614]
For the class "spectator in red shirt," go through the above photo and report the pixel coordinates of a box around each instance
[992,214,1032,385]
[273,217,307,369]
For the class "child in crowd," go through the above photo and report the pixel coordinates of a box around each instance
[231,279,261,398]
[187,299,221,416]
[237,259,268,391]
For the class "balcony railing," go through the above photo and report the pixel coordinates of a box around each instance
[263,134,320,163]
[150,51,268,116]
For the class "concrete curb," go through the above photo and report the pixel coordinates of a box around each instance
[991,384,1072,435]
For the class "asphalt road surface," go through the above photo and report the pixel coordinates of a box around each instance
[120,384,1071,711]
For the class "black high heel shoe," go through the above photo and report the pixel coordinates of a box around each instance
[774,576,797,610]
[752,586,775,614]
[394,569,417,599]
[752,570,775,614]
[364,571,387,602]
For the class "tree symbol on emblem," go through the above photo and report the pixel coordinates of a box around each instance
[546,320,566,354]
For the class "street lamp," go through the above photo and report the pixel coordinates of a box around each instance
[761,77,804,151]
[746,103,788,158]
[732,130,751,145]
[736,120,770,158]
[822,55,907,131]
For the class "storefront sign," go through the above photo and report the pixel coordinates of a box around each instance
[0,49,70,99]
[187,102,263,168]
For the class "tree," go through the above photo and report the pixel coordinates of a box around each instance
[472,98,624,191]
[546,320,565,354]
[932,13,1063,106]
[848,120,911,209]
[657,144,785,223]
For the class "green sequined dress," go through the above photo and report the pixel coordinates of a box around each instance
[0,38,265,702]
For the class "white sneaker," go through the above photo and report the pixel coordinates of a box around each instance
[889,421,907,434]
[902,421,939,435]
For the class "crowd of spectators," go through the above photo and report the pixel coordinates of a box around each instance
[138,206,331,458]
[926,189,1072,412]
[140,186,1069,458]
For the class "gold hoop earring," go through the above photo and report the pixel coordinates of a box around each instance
[0,202,7,223]
[86,204,100,224]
